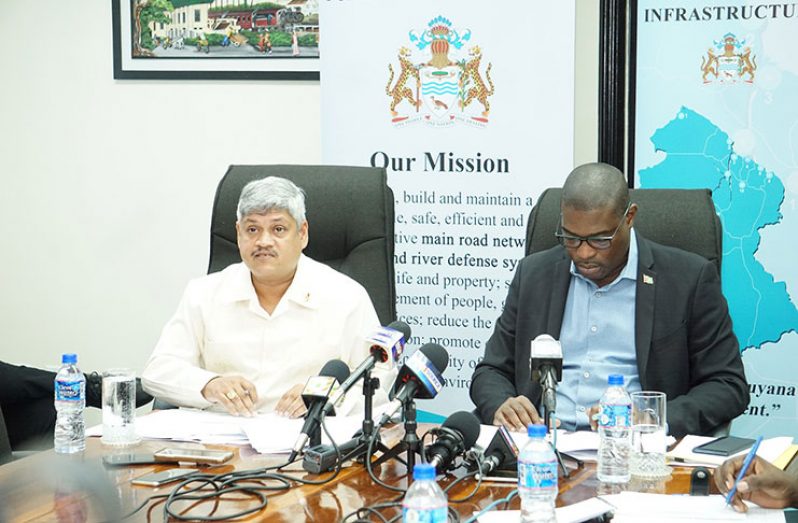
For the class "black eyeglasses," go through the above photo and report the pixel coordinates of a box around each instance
[555,202,631,250]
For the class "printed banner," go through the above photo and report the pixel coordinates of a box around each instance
[320,0,575,418]
[634,0,798,437]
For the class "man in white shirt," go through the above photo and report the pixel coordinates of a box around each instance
[142,177,394,417]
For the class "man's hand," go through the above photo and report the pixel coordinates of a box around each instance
[201,376,258,417]
[275,383,307,418]
[714,455,798,513]
[588,404,601,431]
[493,396,542,432]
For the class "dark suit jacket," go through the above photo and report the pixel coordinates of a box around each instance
[470,233,749,438]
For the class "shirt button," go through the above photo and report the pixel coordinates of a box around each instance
[583,372,590,379]
[590,325,598,332]
[595,293,602,298]
[578,406,586,412]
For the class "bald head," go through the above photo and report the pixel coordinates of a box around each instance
[561,163,629,217]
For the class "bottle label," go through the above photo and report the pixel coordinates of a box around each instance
[56,380,84,402]
[600,404,630,429]
[402,506,447,523]
[518,458,558,490]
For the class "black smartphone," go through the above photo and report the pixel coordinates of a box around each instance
[131,468,200,487]
[692,436,755,457]
[102,453,163,467]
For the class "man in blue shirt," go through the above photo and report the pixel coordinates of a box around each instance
[470,163,748,437]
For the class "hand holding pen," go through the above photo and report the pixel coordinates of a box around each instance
[714,439,798,513]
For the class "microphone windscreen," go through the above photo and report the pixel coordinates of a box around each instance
[386,320,412,341]
[442,411,481,449]
[417,343,449,373]
[318,359,351,384]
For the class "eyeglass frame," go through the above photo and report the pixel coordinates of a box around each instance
[554,201,632,250]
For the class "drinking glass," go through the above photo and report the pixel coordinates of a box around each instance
[101,369,140,447]
[629,391,670,478]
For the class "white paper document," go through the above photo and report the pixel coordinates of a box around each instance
[667,435,794,467]
[88,408,376,453]
[475,497,614,523]
[475,493,785,522]
[600,492,785,522]
[87,408,251,444]
[242,412,366,454]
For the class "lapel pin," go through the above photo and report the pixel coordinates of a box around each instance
[643,274,654,285]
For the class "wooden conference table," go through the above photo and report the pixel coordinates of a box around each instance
[0,434,703,522]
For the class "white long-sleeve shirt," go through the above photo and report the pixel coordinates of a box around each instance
[142,255,396,414]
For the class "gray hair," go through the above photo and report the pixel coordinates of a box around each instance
[561,162,629,218]
[236,176,307,225]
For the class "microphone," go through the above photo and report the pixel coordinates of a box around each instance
[529,334,563,416]
[324,321,411,415]
[289,359,351,461]
[378,343,449,425]
[475,425,520,475]
[424,411,481,473]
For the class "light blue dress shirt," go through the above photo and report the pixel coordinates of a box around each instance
[555,229,641,431]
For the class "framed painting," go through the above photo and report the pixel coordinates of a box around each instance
[112,0,320,80]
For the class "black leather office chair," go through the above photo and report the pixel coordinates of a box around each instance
[0,406,12,465]
[210,164,397,325]
[525,188,730,436]
[153,165,397,411]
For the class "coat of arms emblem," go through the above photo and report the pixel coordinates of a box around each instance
[701,33,757,84]
[386,16,495,127]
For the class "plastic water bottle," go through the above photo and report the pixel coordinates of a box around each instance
[54,353,86,454]
[518,424,557,523]
[402,463,447,523]
[597,374,632,483]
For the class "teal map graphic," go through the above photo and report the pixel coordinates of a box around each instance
[639,107,798,351]
[634,0,798,436]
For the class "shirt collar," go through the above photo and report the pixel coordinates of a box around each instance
[219,254,318,310]
[569,228,639,288]
[282,254,319,310]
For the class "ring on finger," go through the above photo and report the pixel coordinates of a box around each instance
[225,390,238,400]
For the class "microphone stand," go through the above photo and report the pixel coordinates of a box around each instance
[540,367,578,479]
[309,425,322,448]
[370,397,416,470]
[329,368,393,466]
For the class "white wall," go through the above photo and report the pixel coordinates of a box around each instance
[0,1,597,374]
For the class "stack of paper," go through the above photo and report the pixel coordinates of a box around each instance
[87,408,250,444]
[88,407,385,454]
[600,492,786,522]
[242,413,366,454]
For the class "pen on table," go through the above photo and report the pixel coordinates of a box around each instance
[725,435,763,506]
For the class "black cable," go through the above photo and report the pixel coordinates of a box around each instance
[107,414,349,521]
[163,474,269,521]
[341,500,401,523]
[365,418,409,493]
[445,469,483,503]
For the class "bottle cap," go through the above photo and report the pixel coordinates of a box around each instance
[608,374,624,386]
[413,463,435,480]
[61,353,77,365]
[527,424,547,438]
